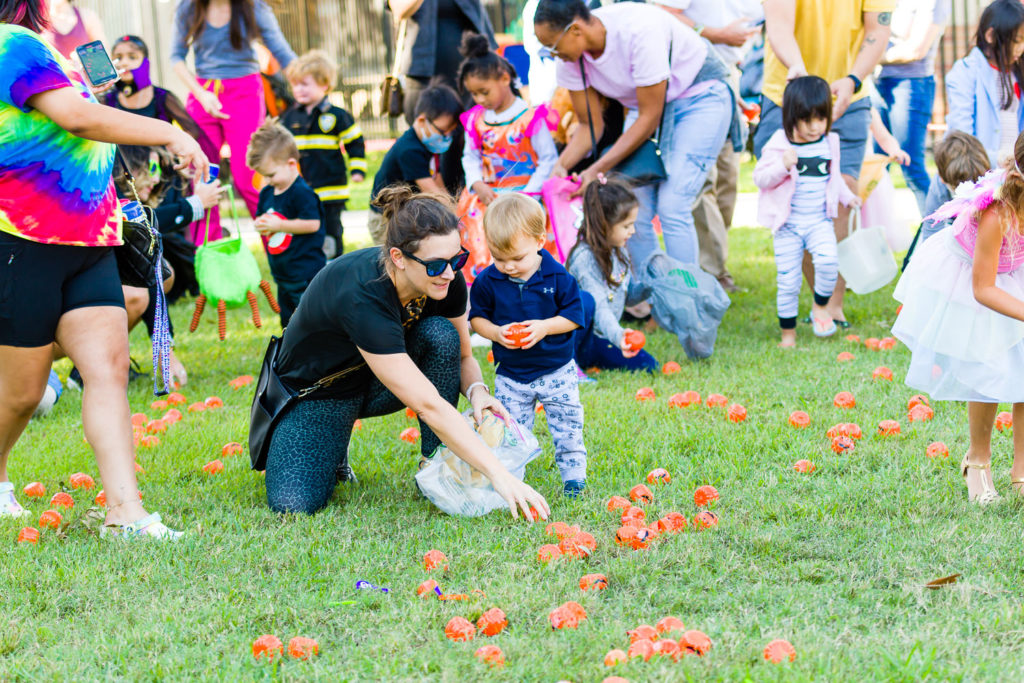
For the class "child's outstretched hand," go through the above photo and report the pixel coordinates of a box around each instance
[473,181,498,206]
[495,323,523,350]
[782,149,798,171]
[890,149,911,166]
[619,337,640,359]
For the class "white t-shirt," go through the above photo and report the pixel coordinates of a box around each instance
[675,0,764,65]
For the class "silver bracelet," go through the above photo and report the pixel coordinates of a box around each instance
[465,381,489,400]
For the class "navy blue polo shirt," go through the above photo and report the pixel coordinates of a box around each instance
[469,250,585,383]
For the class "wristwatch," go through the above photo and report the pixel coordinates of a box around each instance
[846,73,863,94]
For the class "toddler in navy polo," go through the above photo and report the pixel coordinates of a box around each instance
[469,193,588,497]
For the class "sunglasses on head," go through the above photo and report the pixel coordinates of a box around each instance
[401,248,469,277]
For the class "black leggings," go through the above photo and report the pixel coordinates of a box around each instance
[264,316,462,514]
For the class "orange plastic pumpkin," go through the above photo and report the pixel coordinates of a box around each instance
[287,636,319,660]
[646,468,671,484]
[444,616,475,641]
[504,323,529,347]
[907,394,930,411]
[548,606,578,630]
[69,473,95,490]
[668,393,687,408]
[831,435,855,453]
[693,511,718,529]
[50,492,73,509]
[187,402,206,413]
[706,393,727,407]
[872,366,894,380]
[545,521,572,538]
[635,387,656,402]
[559,531,596,558]
[627,624,659,643]
[222,442,244,456]
[163,408,183,424]
[477,608,508,636]
[693,485,719,507]
[926,442,949,458]
[39,509,62,529]
[229,375,254,389]
[474,644,505,667]
[681,629,712,655]
[763,638,796,663]
[793,459,816,473]
[656,616,685,635]
[621,506,646,526]
[845,334,861,343]
[996,411,1013,431]
[150,399,169,411]
[94,490,106,506]
[400,427,420,443]
[629,484,654,504]
[606,495,631,513]
[878,336,897,350]
[202,459,224,474]
[878,419,902,435]
[864,337,881,350]
[615,525,649,550]
[788,411,810,428]
[623,329,646,352]
[537,543,562,563]
[204,396,224,409]
[662,361,681,375]
[416,579,440,598]
[139,435,160,448]
[145,419,167,434]
[908,404,934,422]
[833,391,856,409]
[604,648,627,666]
[580,573,609,591]
[17,527,39,544]
[252,634,284,661]
[836,352,855,362]
[727,403,747,423]
[130,412,148,426]
[423,549,448,571]
[627,638,655,661]
[167,392,186,405]
[23,482,45,498]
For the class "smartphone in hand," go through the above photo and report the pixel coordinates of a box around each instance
[75,40,119,88]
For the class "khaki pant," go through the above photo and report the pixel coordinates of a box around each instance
[692,138,739,280]
[367,212,386,245]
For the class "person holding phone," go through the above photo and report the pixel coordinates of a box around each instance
[0,1,208,538]
[170,0,297,243]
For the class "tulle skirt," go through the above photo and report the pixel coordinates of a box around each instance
[892,230,1024,402]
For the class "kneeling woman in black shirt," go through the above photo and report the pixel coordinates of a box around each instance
[263,187,550,519]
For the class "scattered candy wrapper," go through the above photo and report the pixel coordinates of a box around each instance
[355,580,389,593]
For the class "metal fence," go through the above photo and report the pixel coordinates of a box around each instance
[89,0,989,140]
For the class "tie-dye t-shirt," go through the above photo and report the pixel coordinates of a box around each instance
[0,25,120,246]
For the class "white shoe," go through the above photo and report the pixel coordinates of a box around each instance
[100,512,184,540]
[470,333,492,348]
[0,482,29,518]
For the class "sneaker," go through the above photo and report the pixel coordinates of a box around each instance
[100,512,183,540]
[128,357,145,383]
[470,332,492,348]
[576,368,597,385]
[33,369,63,418]
[562,479,587,499]
[66,366,83,392]
[0,482,29,518]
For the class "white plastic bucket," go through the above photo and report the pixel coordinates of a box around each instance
[837,211,898,294]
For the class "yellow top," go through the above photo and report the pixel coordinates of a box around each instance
[762,0,897,107]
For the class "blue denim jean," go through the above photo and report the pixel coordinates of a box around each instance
[626,81,733,267]
[872,76,935,214]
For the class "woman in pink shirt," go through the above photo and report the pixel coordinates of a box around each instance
[534,0,738,268]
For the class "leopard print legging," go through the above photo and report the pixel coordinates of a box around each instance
[265,316,462,514]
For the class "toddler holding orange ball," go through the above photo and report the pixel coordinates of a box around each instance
[566,175,659,373]
[469,193,588,497]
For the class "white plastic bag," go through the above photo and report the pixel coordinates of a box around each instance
[414,410,541,517]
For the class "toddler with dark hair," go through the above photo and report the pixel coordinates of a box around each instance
[753,76,859,348]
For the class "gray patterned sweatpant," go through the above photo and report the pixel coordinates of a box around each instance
[495,360,587,483]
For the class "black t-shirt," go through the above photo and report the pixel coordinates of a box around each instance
[370,128,436,213]
[256,176,326,284]
[276,247,468,398]
[435,0,475,81]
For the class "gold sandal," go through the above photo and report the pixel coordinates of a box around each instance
[961,456,1001,505]
[1011,478,1024,497]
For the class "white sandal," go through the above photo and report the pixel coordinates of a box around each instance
[0,482,29,518]
[960,456,1001,505]
[101,512,184,540]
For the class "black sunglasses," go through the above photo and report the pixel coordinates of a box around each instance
[402,248,469,277]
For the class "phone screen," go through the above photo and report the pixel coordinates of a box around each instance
[76,41,118,87]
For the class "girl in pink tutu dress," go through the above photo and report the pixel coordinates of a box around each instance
[893,135,1024,505]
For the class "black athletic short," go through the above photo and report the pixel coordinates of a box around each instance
[0,231,124,348]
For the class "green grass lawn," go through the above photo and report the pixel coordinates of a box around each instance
[5,226,1024,680]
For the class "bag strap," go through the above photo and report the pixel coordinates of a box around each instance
[578,40,672,164]
[115,147,144,206]
[296,361,369,398]
[390,20,407,80]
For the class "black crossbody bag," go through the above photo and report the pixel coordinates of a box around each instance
[578,42,672,186]
[249,335,366,471]
[113,148,162,288]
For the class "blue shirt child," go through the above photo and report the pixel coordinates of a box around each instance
[469,249,585,382]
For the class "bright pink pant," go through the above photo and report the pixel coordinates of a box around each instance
[185,73,266,244]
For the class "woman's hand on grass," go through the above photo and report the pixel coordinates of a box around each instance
[490,470,549,521]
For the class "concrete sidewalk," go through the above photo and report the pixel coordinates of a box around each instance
[236,188,924,247]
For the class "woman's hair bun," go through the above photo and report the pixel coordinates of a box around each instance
[372,185,417,225]
[459,32,492,59]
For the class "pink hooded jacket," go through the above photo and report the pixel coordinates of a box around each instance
[753,129,858,232]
